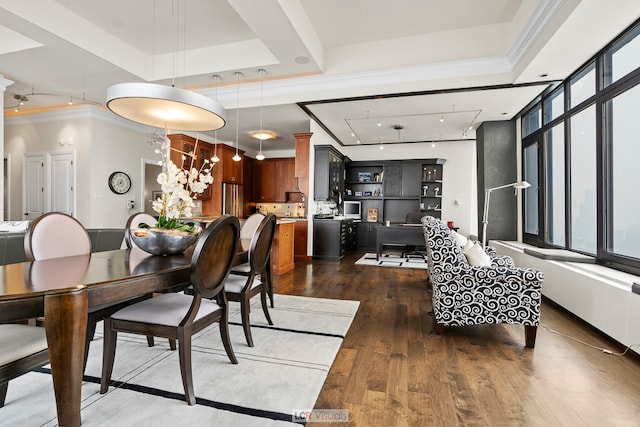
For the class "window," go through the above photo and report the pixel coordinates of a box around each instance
[522,103,541,137]
[523,143,539,235]
[606,84,640,259]
[544,87,564,124]
[545,124,565,246]
[520,20,640,274]
[604,23,640,87]
[569,105,597,254]
[570,62,595,108]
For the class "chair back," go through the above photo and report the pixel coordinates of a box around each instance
[240,213,265,240]
[405,212,426,224]
[190,215,240,300]
[125,212,157,249]
[24,212,91,260]
[248,214,277,275]
[421,216,466,276]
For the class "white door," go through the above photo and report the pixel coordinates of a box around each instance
[50,152,75,215]
[23,154,45,220]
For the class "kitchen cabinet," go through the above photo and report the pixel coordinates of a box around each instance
[222,146,243,184]
[294,219,309,259]
[272,221,295,275]
[168,134,213,199]
[313,218,353,261]
[383,163,421,197]
[253,158,295,202]
[169,135,245,216]
[355,221,380,250]
[314,145,344,201]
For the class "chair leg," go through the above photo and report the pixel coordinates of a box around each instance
[240,297,254,347]
[525,325,537,348]
[100,319,117,394]
[433,318,444,335]
[261,288,273,326]
[265,257,274,308]
[146,336,155,347]
[0,381,7,408]
[219,308,238,364]
[177,330,196,405]
[169,339,177,351]
[83,320,97,374]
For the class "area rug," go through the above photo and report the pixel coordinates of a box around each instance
[355,252,429,269]
[2,295,359,427]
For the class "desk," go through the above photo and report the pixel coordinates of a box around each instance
[0,247,249,426]
[376,224,425,260]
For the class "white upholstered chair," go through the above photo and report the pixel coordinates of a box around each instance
[0,324,49,408]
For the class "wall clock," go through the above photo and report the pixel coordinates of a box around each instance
[108,171,132,194]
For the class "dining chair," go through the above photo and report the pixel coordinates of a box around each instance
[231,213,275,308]
[100,215,240,405]
[24,212,92,261]
[0,324,49,408]
[124,212,157,249]
[224,214,277,347]
[125,212,177,349]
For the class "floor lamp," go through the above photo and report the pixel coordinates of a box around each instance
[481,181,530,248]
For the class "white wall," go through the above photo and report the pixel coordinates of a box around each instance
[5,107,159,228]
[309,121,479,237]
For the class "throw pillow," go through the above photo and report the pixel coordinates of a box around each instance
[463,242,492,266]
[451,230,468,247]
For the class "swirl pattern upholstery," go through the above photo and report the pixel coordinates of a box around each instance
[421,216,544,348]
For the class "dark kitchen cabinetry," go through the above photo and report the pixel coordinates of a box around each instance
[313,218,354,261]
[355,221,380,251]
[314,146,344,201]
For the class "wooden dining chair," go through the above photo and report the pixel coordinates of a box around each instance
[100,215,240,405]
[125,212,177,349]
[0,324,49,408]
[24,212,92,261]
[231,213,275,308]
[223,214,277,347]
[124,212,157,249]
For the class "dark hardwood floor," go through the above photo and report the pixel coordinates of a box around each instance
[273,251,640,427]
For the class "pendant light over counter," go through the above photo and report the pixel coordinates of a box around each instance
[255,68,267,161]
[211,74,221,163]
[232,71,243,162]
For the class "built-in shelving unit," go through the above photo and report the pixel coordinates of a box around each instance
[420,163,444,219]
[344,159,446,225]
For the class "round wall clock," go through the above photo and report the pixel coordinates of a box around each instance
[108,171,132,194]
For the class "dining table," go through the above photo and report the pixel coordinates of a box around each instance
[0,242,250,426]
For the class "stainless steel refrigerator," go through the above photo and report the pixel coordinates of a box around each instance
[222,183,242,217]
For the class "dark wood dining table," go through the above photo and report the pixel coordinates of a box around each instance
[0,244,249,426]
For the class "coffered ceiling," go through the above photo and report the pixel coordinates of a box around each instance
[1,0,638,155]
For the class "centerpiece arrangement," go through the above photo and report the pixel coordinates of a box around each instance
[131,136,214,255]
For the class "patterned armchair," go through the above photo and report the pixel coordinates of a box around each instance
[421,216,543,348]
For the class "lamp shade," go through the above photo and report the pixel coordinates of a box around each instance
[106,82,226,131]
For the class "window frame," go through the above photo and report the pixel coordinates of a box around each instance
[520,19,640,275]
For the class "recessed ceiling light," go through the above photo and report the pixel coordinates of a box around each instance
[295,56,310,64]
[249,130,277,140]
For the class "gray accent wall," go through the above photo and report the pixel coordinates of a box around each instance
[476,120,518,243]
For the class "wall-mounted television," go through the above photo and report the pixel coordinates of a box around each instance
[343,200,361,219]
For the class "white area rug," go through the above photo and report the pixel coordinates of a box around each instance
[2,295,359,427]
[355,252,429,269]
